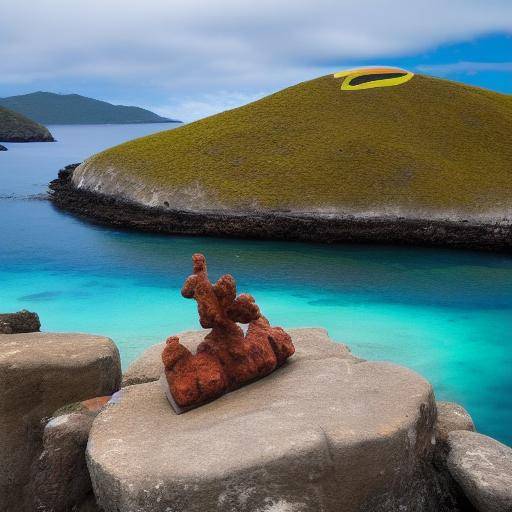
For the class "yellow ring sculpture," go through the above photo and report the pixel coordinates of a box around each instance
[333,67,414,91]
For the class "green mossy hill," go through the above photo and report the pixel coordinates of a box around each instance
[0,106,54,142]
[83,74,512,216]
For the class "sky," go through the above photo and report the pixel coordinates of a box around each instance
[0,1,511,121]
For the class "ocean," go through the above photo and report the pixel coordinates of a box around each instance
[1,123,511,444]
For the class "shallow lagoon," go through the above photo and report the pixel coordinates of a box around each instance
[1,124,511,445]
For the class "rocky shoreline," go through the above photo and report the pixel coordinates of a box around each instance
[2,325,511,511]
[1,133,54,142]
[49,164,512,251]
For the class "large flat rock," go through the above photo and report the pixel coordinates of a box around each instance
[0,332,121,511]
[89,330,439,512]
[122,327,356,387]
[447,431,512,512]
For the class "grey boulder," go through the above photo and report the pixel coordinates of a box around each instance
[447,431,512,512]
[88,329,441,512]
[0,332,121,512]
[435,401,475,448]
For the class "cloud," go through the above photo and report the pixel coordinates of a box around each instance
[417,61,512,75]
[147,91,267,124]
[1,1,511,119]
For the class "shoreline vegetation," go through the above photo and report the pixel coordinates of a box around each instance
[50,164,512,251]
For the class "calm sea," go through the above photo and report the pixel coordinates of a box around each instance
[1,123,511,445]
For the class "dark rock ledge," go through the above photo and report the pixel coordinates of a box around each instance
[49,164,512,252]
[0,309,40,334]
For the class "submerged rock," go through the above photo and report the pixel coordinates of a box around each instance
[0,309,40,334]
[447,431,512,512]
[0,332,121,512]
[88,330,451,512]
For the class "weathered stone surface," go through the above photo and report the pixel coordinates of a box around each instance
[122,330,205,387]
[447,431,512,512]
[431,403,478,510]
[88,331,442,512]
[122,327,355,387]
[0,332,121,512]
[27,395,111,511]
[29,412,95,511]
[435,401,475,446]
[0,309,40,334]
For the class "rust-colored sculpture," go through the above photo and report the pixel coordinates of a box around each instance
[162,254,295,410]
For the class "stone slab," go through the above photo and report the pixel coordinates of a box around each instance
[447,431,512,512]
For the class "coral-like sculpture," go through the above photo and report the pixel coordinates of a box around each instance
[162,254,295,410]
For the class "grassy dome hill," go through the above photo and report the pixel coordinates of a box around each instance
[0,106,54,142]
[77,74,512,220]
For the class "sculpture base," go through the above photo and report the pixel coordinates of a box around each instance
[159,376,200,414]
[159,365,290,414]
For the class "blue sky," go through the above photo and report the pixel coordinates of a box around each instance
[0,1,511,121]
[388,34,512,93]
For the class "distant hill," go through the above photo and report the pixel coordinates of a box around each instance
[0,106,54,142]
[0,92,181,125]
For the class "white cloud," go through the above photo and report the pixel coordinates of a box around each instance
[1,0,511,119]
[147,91,268,122]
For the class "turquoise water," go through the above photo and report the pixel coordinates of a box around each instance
[1,124,511,445]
